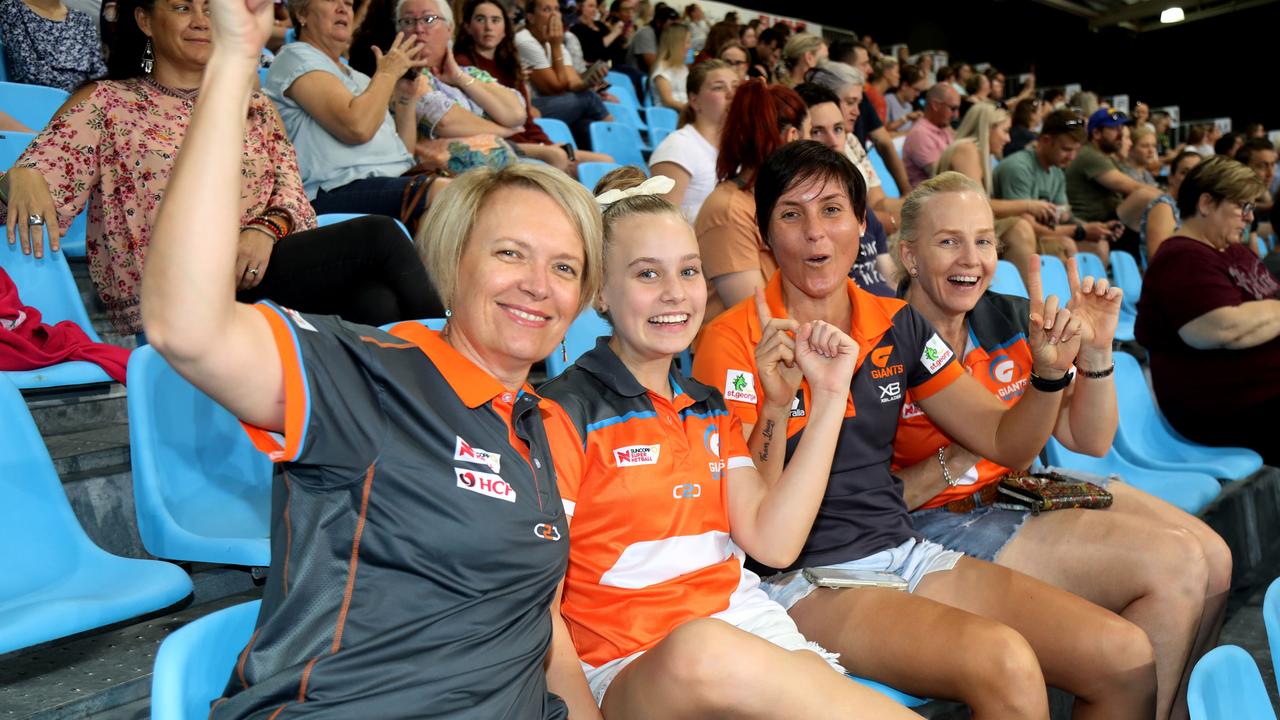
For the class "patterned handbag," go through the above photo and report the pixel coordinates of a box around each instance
[995,470,1114,514]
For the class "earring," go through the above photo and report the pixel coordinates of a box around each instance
[444,308,451,318]
[560,342,568,363]
[909,267,919,278]
[141,38,155,74]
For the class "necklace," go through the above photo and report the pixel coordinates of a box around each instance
[141,75,200,102]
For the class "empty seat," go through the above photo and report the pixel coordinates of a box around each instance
[1038,255,1072,303]
[128,345,273,567]
[0,81,69,131]
[1187,645,1276,720]
[991,260,1028,298]
[577,161,622,192]
[535,117,576,148]
[644,106,678,134]
[0,376,191,654]
[1074,251,1106,281]
[605,73,641,108]
[151,600,262,720]
[867,145,899,199]
[1044,437,1220,515]
[602,102,651,150]
[588,122,648,169]
[545,309,612,378]
[1111,352,1263,481]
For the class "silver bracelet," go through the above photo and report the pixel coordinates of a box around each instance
[937,447,956,487]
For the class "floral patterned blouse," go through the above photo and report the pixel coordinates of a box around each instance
[0,77,315,333]
[0,0,106,92]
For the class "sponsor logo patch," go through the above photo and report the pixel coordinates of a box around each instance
[878,381,902,403]
[614,444,661,467]
[921,334,955,374]
[534,523,561,541]
[901,401,924,419]
[455,467,516,503]
[724,370,758,404]
[790,389,807,418]
[672,482,702,499]
[281,306,317,332]
[454,437,502,473]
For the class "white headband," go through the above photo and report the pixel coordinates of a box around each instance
[594,175,676,208]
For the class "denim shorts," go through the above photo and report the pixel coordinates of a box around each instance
[910,466,1116,562]
[760,537,964,612]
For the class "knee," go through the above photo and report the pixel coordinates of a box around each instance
[1200,527,1234,596]
[1089,616,1156,697]
[999,221,1036,259]
[660,619,771,712]
[1152,526,1212,602]
[967,625,1047,713]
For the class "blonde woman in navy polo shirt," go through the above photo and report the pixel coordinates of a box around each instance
[140,0,608,715]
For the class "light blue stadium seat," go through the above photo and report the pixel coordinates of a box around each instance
[1071,251,1133,340]
[991,260,1028,298]
[1044,437,1220,515]
[128,345,273,566]
[576,161,620,192]
[0,223,112,390]
[0,131,89,259]
[588,122,648,169]
[151,600,261,720]
[605,74,641,108]
[1111,352,1263,480]
[258,66,268,87]
[315,212,411,240]
[545,309,612,378]
[867,145,899,199]
[848,676,929,708]
[535,117,576,148]
[0,81,70,131]
[645,106,678,135]
[0,40,7,82]
[1188,645,1277,720]
[1265,578,1280,696]
[649,127,673,147]
[379,318,447,332]
[0,376,192,654]
[603,102,651,150]
[1038,255,1072,303]
[284,27,296,44]
[1110,250,1142,316]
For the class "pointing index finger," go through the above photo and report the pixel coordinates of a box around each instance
[1065,254,1082,297]
[754,287,773,325]
[1025,253,1045,314]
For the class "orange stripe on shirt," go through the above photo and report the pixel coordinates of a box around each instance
[239,304,309,463]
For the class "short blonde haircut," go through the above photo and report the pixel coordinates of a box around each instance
[1175,155,1267,218]
[782,33,825,71]
[418,164,604,315]
[892,171,989,280]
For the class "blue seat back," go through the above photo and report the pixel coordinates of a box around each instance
[534,117,576,148]
[577,161,620,192]
[545,310,611,378]
[379,318,447,332]
[1075,252,1106,284]
[867,145,899,198]
[1110,250,1142,314]
[151,600,262,720]
[1038,255,1072,303]
[1187,645,1277,720]
[991,260,1028,298]
[588,122,647,168]
[0,376,94,598]
[315,212,411,240]
[1265,578,1280,691]
[644,106,678,133]
[650,127,673,148]
[605,76,641,108]
[1044,436,1220,515]
[0,82,70,131]
[128,345,273,566]
[603,101,647,131]
[0,40,7,82]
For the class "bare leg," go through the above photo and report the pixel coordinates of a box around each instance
[516,143,571,172]
[790,585,1051,719]
[1036,234,1079,260]
[600,618,920,719]
[1000,217,1039,287]
[915,558,1157,720]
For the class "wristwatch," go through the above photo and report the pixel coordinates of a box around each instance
[1074,223,1087,242]
[562,143,576,162]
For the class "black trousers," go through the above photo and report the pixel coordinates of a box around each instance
[237,215,444,327]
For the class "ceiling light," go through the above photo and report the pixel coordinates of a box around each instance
[1160,7,1185,23]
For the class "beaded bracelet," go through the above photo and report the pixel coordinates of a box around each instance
[262,206,294,235]
[1078,363,1115,379]
[243,216,284,244]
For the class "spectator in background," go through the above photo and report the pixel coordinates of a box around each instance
[780,32,825,87]
[959,72,990,118]
[1131,100,1154,132]
[739,19,756,50]
[0,0,106,91]
[649,60,737,221]
[1122,125,1159,186]
[1041,86,1066,110]
[1236,137,1276,236]
[571,0,629,68]
[694,82,808,323]
[828,41,913,194]
[1068,90,1098,116]
[1066,108,1163,255]
[624,3,676,74]
[865,56,896,122]
[884,63,926,134]
[1185,124,1215,156]
[1214,131,1244,159]
[1136,157,1277,464]
[516,0,613,148]
[692,19,735,63]
[1003,97,1040,156]
[1167,150,1202,202]
[683,2,707,51]
[347,0,397,76]
[902,83,959,187]
[794,82,897,296]
[716,40,749,82]
[749,23,783,82]
[650,22,691,112]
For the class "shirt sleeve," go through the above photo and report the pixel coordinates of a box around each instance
[648,130,693,172]
[633,26,656,54]
[691,317,762,426]
[515,31,551,71]
[541,399,587,518]
[695,187,765,281]
[1081,149,1116,181]
[721,411,754,470]
[239,304,388,486]
[265,43,335,98]
[992,158,1032,200]
[255,96,317,231]
[900,305,965,401]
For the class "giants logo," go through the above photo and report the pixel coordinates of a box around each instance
[703,426,725,480]
[455,467,516,503]
[869,345,904,379]
[454,436,502,473]
[533,523,561,541]
[614,444,661,467]
[988,355,1020,384]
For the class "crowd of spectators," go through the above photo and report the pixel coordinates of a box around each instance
[2,0,1278,716]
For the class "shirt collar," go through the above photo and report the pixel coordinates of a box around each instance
[576,336,709,402]
[388,322,536,408]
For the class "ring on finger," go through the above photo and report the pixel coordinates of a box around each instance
[27,213,45,226]
[248,267,260,275]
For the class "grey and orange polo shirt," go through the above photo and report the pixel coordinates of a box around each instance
[212,304,570,719]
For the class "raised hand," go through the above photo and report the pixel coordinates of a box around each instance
[1024,254,1083,378]
[373,33,429,79]
[208,0,275,64]
[753,288,802,411]
[794,320,859,398]
[1064,254,1122,352]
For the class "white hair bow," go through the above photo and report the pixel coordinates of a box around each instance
[594,175,676,207]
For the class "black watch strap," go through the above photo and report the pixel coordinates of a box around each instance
[1074,223,1086,241]
[561,143,577,162]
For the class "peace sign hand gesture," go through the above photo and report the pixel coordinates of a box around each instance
[753,289,804,411]
[1063,255,1123,353]
[1025,254,1083,379]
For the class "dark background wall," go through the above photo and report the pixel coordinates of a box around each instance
[733,0,1280,130]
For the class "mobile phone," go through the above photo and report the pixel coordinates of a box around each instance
[803,567,908,591]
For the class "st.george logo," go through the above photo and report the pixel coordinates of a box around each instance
[724,370,758,403]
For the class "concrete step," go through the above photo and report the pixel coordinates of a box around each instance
[26,384,128,437]
[46,423,131,478]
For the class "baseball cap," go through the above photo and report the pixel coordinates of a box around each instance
[1087,108,1128,134]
